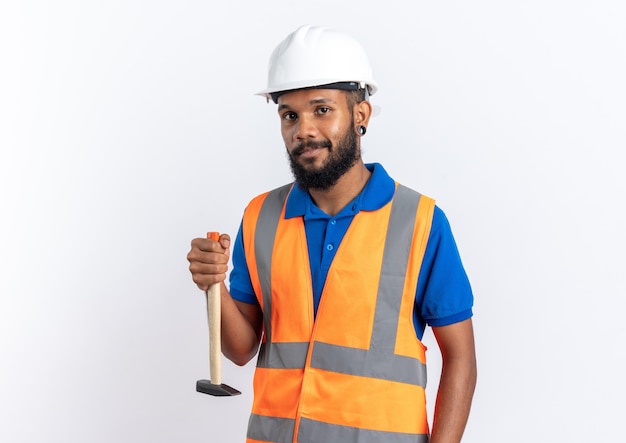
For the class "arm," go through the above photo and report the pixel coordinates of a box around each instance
[187,233,263,366]
[430,318,477,443]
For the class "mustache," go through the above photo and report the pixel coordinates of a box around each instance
[291,139,332,156]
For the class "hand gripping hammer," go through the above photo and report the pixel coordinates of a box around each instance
[196,232,241,397]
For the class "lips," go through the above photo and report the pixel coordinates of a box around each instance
[292,140,332,157]
[296,146,323,157]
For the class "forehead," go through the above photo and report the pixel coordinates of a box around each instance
[277,88,348,110]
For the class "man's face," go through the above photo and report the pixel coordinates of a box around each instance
[277,89,359,190]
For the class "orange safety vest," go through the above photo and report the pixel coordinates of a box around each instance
[241,182,435,443]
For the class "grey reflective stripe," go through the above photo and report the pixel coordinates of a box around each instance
[254,183,293,343]
[247,414,295,443]
[310,184,427,387]
[373,184,421,354]
[309,342,426,386]
[248,415,429,443]
[298,417,429,443]
[256,341,310,369]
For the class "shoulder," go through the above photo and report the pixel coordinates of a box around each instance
[431,205,451,231]
[424,205,463,254]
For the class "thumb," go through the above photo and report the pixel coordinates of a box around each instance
[219,233,231,257]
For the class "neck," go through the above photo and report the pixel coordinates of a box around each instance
[308,161,371,217]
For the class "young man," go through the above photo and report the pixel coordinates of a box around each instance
[188,25,476,443]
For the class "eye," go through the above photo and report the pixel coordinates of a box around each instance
[282,111,297,121]
[316,106,331,115]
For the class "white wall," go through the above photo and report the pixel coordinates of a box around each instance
[1,1,625,441]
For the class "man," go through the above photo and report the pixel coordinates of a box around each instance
[188,25,476,443]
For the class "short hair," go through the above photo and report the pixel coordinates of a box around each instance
[345,88,367,108]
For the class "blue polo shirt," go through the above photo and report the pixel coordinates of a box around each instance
[229,163,473,340]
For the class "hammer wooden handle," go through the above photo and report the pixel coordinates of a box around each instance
[207,232,222,385]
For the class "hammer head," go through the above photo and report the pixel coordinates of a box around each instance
[196,379,241,397]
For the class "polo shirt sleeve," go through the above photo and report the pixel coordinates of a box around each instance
[416,206,474,328]
[228,221,260,306]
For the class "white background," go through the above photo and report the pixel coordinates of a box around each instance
[1,1,625,442]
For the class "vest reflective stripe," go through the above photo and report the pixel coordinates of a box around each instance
[242,182,435,442]
[247,414,430,443]
[254,183,293,343]
[256,340,425,385]
[257,341,309,369]
[247,414,295,443]
[298,417,430,443]
[310,342,425,386]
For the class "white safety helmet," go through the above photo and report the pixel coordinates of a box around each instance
[256,25,378,103]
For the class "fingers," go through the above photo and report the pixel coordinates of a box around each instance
[189,237,228,257]
[187,234,231,291]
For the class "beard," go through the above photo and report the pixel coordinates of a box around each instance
[287,123,360,191]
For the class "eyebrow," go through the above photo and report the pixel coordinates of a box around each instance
[278,97,336,111]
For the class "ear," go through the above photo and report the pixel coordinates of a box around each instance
[353,100,372,127]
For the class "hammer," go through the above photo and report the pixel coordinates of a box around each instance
[196,231,241,397]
